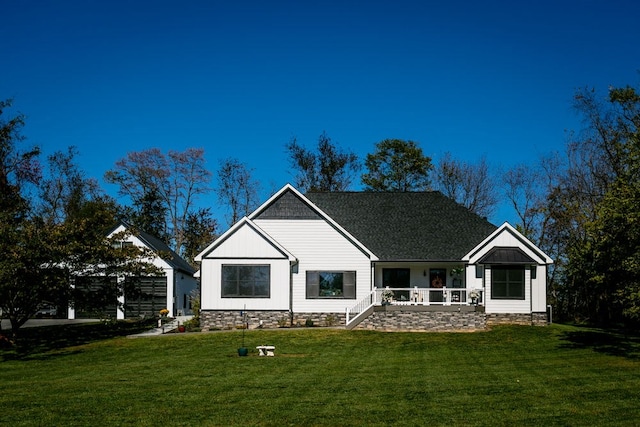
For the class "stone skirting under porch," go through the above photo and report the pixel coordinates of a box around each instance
[353,305,486,331]
[352,306,549,331]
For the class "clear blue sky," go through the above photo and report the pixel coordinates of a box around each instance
[3,0,639,226]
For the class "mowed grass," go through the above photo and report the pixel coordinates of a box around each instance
[1,323,640,426]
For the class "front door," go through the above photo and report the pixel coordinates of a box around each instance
[429,268,446,302]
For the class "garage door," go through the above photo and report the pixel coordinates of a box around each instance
[125,276,167,319]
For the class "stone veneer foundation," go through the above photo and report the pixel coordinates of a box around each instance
[200,308,548,331]
[353,305,486,331]
[485,312,548,326]
[200,310,346,330]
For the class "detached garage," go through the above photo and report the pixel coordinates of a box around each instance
[69,222,197,320]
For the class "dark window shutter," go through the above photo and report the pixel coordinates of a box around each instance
[343,271,356,299]
[306,271,319,298]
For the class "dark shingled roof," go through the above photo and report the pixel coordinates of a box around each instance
[108,222,196,275]
[306,191,497,261]
[137,230,197,275]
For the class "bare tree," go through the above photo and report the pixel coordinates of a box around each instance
[105,148,211,255]
[216,158,260,227]
[435,153,497,218]
[286,132,360,192]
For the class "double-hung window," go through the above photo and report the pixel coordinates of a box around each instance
[222,265,270,298]
[491,266,525,299]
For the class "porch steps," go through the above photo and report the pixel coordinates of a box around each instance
[128,315,192,337]
[345,305,374,330]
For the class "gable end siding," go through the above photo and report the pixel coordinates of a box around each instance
[256,219,372,314]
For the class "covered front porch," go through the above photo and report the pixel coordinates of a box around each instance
[374,286,484,306]
[345,286,484,327]
[345,262,485,328]
[372,262,484,305]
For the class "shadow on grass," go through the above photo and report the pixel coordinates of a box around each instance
[559,326,640,360]
[0,319,156,361]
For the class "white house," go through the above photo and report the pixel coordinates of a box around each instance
[69,222,197,320]
[195,184,553,331]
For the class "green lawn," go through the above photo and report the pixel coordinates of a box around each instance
[1,323,639,426]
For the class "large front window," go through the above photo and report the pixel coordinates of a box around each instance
[491,266,525,299]
[306,271,356,299]
[222,265,270,298]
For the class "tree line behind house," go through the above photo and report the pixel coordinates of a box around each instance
[1,82,640,334]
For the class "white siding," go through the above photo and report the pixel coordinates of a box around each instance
[465,224,553,315]
[210,224,288,259]
[531,266,547,312]
[468,228,546,265]
[200,258,291,310]
[256,219,372,313]
[175,272,198,315]
[484,267,532,314]
[465,265,483,290]
[200,221,291,311]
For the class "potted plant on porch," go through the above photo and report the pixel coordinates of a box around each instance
[381,289,394,305]
[469,289,481,305]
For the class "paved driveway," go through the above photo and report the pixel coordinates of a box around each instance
[1,319,100,330]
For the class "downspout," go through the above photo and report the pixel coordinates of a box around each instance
[173,270,177,317]
[290,262,297,327]
[530,264,533,324]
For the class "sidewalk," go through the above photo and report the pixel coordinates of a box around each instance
[128,315,193,337]
[1,318,100,330]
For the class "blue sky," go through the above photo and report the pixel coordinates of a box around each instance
[3,0,639,226]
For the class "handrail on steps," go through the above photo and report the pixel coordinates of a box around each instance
[346,289,377,325]
[346,287,485,326]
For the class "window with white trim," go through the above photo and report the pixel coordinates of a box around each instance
[306,271,356,299]
[222,265,270,298]
[491,266,525,299]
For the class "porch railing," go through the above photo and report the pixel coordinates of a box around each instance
[376,286,483,306]
[346,287,484,326]
[345,289,377,325]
